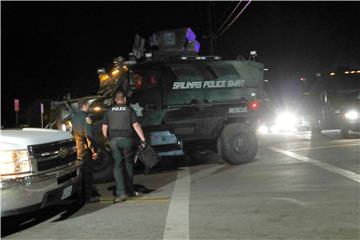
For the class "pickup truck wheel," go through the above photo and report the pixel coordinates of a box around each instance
[92,149,113,183]
[219,123,258,165]
[341,127,351,139]
[310,120,322,135]
[311,128,322,135]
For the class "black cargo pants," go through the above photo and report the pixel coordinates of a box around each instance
[109,137,135,197]
[81,150,96,200]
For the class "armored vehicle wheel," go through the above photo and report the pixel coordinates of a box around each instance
[93,148,114,183]
[219,123,258,165]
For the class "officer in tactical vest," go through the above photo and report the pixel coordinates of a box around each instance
[72,99,100,203]
[102,90,146,203]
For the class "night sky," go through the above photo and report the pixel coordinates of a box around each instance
[2,1,360,127]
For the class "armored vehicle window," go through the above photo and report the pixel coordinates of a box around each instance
[170,64,205,82]
[132,70,160,89]
[206,63,240,80]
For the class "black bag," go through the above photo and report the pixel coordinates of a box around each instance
[136,145,160,169]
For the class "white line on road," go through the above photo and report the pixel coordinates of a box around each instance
[163,165,224,240]
[270,147,360,183]
[163,167,191,240]
[291,143,360,151]
[270,197,306,207]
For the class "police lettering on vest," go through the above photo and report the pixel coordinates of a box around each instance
[112,106,126,111]
[102,105,138,139]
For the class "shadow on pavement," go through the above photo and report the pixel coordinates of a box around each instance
[1,201,82,237]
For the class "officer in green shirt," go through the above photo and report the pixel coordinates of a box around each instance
[102,90,146,203]
[72,99,99,203]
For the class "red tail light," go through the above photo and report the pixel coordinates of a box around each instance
[249,100,260,110]
[135,79,143,89]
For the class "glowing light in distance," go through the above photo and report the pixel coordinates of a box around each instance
[344,111,358,120]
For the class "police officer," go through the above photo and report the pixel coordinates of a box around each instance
[102,90,146,203]
[72,99,100,203]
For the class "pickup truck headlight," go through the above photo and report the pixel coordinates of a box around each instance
[0,150,31,175]
[344,111,358,120]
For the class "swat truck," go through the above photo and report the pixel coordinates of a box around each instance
[305,67,360,138]
[49,28,265,182]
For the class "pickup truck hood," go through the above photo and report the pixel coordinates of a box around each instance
[0,128,73,151]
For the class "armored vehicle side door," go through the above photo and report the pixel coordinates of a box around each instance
[128,64,164,126]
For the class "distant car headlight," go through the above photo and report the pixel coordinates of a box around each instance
[257,125,269,134]
[61,121,73,132]
[276,112,297,129]
[344,111,359,120]
[0,150,31,175]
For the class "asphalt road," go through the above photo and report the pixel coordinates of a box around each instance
[2,130,359,239]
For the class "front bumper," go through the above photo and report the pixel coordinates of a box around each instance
[1,161,82,217]
[347,121,360,131]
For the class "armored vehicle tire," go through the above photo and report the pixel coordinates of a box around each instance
[93,149,114,183]
[219,123,258,165]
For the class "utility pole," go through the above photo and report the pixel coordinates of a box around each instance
[208,2,214,55]
[40,102,44,128]
[14,99,19,128]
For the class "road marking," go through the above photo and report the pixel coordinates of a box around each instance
[291,143,360,151]
[270,147,360,183]
[163,167,191,240]
[162,165,224,240]
[270,197,306,207]
[294,133,312,140]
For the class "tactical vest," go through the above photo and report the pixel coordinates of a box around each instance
[108,105,132,133]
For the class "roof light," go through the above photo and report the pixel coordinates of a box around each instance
[99,74,110,81]
[345,71,350,74]
[111,69,120,76]
[351,71,356,74]
[180,57,187,60]
[97,68,105,74]
[330,72,335,76]
[357,70,360,73]
[250,51,257,56]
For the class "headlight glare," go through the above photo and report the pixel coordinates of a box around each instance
[257,125,268,134]
[275,112,297,130]
[344,111,358,120]
[0,150,31,175]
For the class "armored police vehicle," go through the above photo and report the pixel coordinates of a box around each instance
[49,28,265,182]
[305,67,360,138]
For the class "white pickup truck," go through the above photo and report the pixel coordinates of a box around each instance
[0,128,82,217]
